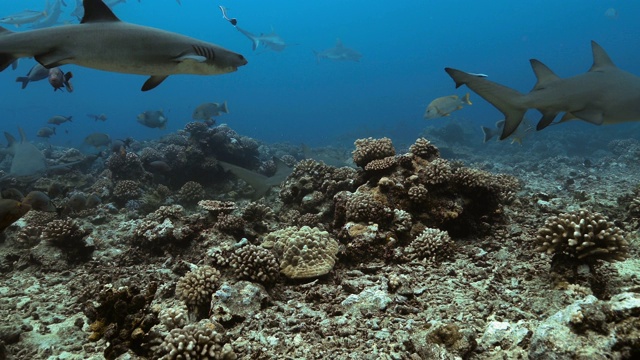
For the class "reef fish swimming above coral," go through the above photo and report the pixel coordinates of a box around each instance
[445,41,640,140]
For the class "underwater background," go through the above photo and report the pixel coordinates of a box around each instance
[1,0,639,150]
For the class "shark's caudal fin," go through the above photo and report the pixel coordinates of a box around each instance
[0,27,18,72]
[236,26,260,50]
[445,68,526,140]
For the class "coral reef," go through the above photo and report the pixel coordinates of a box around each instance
[536,210,629,263]
[176,265,221,318]
[153,319,236,360]
[264,226,339,279]
[228,244,279,284]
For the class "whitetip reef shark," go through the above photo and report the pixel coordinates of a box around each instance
[445,41,640,140]
[0,0,247,91]
[218,158,293,200]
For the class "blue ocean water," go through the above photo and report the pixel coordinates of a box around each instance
[0,0,639,150]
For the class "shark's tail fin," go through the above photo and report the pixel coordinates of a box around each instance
[0,27,18,72]
[312,50,320,64]
[480,126,494,143]
[15,77,30,89]
[445,68,526,140]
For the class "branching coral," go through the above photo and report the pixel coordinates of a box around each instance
[176,265,221,317]
[536,210,629,262]
[229,244,279,284]
[352,137,395,168]
[402,227,454,262]
[154,319,236,360]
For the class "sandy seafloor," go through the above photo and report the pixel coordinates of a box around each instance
[0,121,639,360]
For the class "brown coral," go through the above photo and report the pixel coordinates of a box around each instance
[177,181,205,205]
[176,265,221,309]
[265,226,339,279]
[113,180,141,203]
[154,319,235,360]
[42,217,89,247]
[364,156,397,172]
[403,227,454,262]
[352,137,395,168]
[535,210,629,262]
[229,244,279,284]
[409,137,440,160]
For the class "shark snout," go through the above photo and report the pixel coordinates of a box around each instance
[234,54,248,67]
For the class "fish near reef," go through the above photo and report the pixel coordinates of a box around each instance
[137,110,168,129]
[424,93,472,119]
[22,191,56,212]
[84,132,111,148]
[481,118,534,145]
[48,67,73,92]
[192,101,229,121]
[37,127,56,138]
[445,41,640,140]
[0,0,247,91]
[16,63,49,89]
[0,199,31,232]
[87,113,107,122]
[48,115,73,125]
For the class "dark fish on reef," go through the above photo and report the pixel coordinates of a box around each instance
[424,93,472,119]
[0,9,48,27]
[48,67,73,92]
[192,101,228,121]
[37,127,56,138]
[445,41,640,140]
[22,191,56,212]
[16,63,49,89]
[0,0,247,91]
[111,138,132,154]
[0,199,31,232]
[137,110,168,129]
[481,118,534,145]
[313,39,362,62]
[48,115,73,125]
[147,160,171,173]
[84,132,111,148]
[1,188,24,201]
[87,113,107,122]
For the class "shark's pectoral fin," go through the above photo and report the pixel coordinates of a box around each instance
[0,54,17,72]
[536,112,558,131]
[558,112,578,124]
[175,54,207,63]
[141,75,169,92]
[571,109,605,125]
[34,50,73,68]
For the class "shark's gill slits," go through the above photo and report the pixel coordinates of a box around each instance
[193,45,216,61]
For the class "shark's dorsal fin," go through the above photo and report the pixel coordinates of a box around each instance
[529,59,560,90]
[17,127,27,143]
[4,132,16,148]
[589,41,616,72]
[81,0,121,24]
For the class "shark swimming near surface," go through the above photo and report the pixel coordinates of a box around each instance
[218,158,293,199]
[236,26,290,52]
[445,41,640,140]
[0,0,247,91]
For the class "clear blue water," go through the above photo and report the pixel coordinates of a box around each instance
[1,0,639,150]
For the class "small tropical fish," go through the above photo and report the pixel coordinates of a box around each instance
[0,199,31,232]
[137,110,168,129]
[424,93,472,119]
[48,115,73,125]
[87,113,108,122]
[37,127,56,138]
[481,118,534,145]
[147,160,171,172]
[192,101,229,121]
[16,63,49,89]
[1,188,24,201]
[48,67,73,92]
[84,132,111,148]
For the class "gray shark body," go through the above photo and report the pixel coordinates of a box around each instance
[236,26,288,52]
[0,0,247,91]
[219,158,292,200]
[314,38,362,62]
[445,41,640,140]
